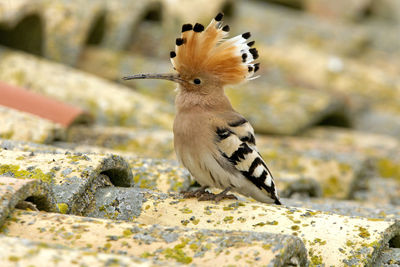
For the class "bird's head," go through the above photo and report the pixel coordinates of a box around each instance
[123,12,260,94]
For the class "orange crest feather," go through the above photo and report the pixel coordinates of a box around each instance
[170,13,260,85]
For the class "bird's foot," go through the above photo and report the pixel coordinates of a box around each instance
[198,187,237,203]
[181,186,209,198]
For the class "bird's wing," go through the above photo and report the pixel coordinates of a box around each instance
[214,116,280,204]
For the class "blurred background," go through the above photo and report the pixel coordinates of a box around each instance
[0,0,399,202]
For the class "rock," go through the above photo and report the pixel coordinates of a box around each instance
[0,106,64,143]
[226,80,346,135]
[0,47,174,129]
[125,157,190,193]
[0,149,132,215]
[353,105,400,139]
[285,197,400,220]
[134,195,399,266]
[233,0,400,56]
[3,209,308,266]
[78,46,176,103]
[371,0,400,23]
[0,177,56,226]
[304,0,372,21]
[67,126,175,159]
[0,139,190,194]
[0,235,150,266]
[77,47,348,135]
[256,134,371,199]
[0,0,232,65]
[303,127,400,185]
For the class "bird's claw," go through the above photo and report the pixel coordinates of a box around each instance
[182,186,237,203]
[181,186,209,199]
[198,191,237,203]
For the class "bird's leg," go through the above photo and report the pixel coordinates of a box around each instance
[198,187,237,203]
[181,185,209,198]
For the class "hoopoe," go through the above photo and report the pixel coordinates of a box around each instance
[124,13,281,204]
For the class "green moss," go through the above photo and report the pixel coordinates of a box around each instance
[223,216,234,223]
[253,222,266,227]
[122,229,133,237]
[0,164,52,183]
[170,180,183,192]
[8,256,20,262]
[57,203,69,214]
[262,244,271,250]
[141,252,155,258]
[66,154,89,164]
[0,130,14,139]
[291,225,300,231]
[132,173,156,190]
[323,175,342,197]
[309,248,323,266]
[237,217,246,223]
[180,207,192,214]
[358,226,370,239]
[163,242,192,264]
[189,243,198,251]
[377,158,400,181]
[313,238,326,245]
[338,163,351,173]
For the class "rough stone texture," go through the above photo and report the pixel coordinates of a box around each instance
[258,42,400,138]
[0,47,174,129]
[304,0,372,21]
[0,235,150,267]
[0,139,190,194]
[1,0,400,265]
[0,105,64,143]
[375,248,400,267]
[0,0,104,65]
[67,126,175,159]
[77,46,347,136]
[86,187,145,221]
[0,149,132,215]
[371,0,400,23]
[285,198,400,221]
[1,209,308,266]
[303,127,400,194]
[135,195,400,266]
[0,177,56,226]
[261,43,400,105]
[225,80,346,135]
[256,134,371,199]
[353,106,400,139]
[0,0,230,65]
[78,46,176,103]
[234,1,400,56]
[125,157,190,193]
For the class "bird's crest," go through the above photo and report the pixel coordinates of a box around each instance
[170,13,260,85]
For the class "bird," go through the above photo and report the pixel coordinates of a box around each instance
[123,13,281,205]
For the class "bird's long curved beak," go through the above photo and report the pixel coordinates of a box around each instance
[122,73,183,83]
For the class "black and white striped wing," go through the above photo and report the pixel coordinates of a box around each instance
[215,118,280,204]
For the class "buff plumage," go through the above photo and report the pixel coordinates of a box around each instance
[123,13,280,204]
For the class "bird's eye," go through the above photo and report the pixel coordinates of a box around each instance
[193,78,201,85]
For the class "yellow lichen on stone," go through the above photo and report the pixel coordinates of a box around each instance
[377,158,400,181]
[0,164,52,183]
[57,203,69,214]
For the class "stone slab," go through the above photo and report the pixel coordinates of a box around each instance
[0,149,132,215]
[0,177,55,227]
[2,209,308,266]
